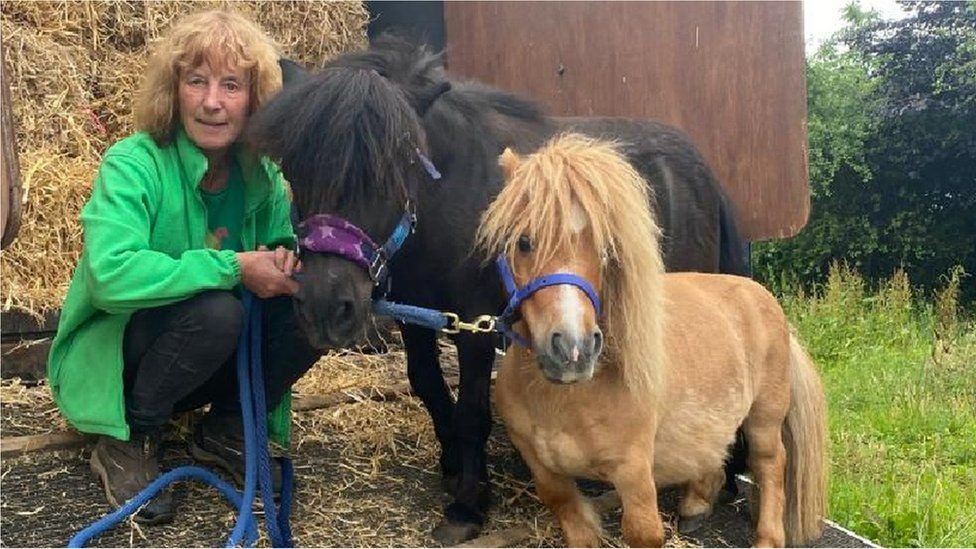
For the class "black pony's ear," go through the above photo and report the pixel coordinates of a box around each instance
[279,58,311,88]
[414,80,451,116]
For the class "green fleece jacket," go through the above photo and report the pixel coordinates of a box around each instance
[48,127,296,444]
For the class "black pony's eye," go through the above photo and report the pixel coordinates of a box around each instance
[518,235,532,254]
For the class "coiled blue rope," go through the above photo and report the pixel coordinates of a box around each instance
[69,291,294,548]
[68,466,256,547]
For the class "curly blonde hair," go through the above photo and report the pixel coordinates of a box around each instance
[134,9,282,143]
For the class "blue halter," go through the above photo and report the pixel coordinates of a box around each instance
[494,253,603,348]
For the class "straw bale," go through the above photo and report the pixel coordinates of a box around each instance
[0,1,368,316]
[1,150,96,317]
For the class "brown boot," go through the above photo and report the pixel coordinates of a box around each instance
[89,433,175,524]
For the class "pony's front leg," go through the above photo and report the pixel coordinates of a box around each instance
[431,333,495,545]
[512,435,602,547]
[401,324,458,487]
[611,454,665,547]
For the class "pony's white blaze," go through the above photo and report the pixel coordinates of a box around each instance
[549,201,593,350]
[569,202,587,234]
[555,269,590,340]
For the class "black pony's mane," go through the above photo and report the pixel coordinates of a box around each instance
[247,34,553,212]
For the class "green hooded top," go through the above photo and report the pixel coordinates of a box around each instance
[48,127,296,445]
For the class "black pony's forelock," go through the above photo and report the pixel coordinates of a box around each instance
[246,65,425,214]
[330,33,449,115]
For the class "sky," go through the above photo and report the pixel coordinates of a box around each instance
[803,0,909,52]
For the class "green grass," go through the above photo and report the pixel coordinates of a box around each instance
[778,265,976,547]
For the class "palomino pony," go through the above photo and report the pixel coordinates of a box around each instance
[248,36,749,543]
[477,134,827,547]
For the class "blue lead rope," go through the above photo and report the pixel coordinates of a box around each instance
[240,291,293,547]
[372,299,450,331]
[68,466,255,547]
[69,290,293,548]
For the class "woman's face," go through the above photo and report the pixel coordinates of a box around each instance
[178,60,251,157]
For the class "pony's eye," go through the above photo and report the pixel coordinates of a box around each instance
[518,235,533,254]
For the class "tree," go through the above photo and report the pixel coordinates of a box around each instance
[754,1,976,300]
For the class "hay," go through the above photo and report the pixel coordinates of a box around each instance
[0,1,369,316]
[0,377,68,437]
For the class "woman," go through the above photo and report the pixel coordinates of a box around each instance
[47,10,324,523]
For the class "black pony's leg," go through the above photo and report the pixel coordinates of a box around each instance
[720,429,750,502]
[400,323,458,480]
[433,333,495,545]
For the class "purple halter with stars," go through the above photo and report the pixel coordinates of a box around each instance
[294,150,439,285]
[297,214,377,273]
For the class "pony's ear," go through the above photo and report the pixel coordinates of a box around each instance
[499,148,521,180]
[414,80,451,116]
[279,58,311,88]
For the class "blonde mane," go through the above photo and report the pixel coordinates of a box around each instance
[476,133,666,398]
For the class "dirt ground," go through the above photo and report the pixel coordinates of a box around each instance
[0,341,873,548]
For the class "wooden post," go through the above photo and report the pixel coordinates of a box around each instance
[1,41,23,250]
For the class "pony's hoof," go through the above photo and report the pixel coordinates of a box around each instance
[678,512,711,535]
[432,519,481,546]
[717,487,739,505]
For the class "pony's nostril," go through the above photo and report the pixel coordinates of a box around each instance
[333,299,355,324]
[550,332,564,356]
[591,331,603,355]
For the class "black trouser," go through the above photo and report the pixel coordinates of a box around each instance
[122,290,323,434]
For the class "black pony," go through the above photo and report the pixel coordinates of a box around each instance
[249,36,749,544]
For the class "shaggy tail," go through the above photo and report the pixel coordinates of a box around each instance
[783,332,828,546]
[717,191,751,277]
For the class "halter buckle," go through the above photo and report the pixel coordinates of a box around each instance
[406,200,418,233]
[368,251,388,284]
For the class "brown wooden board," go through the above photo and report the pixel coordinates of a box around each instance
[1,310,61,339]
[1,338,51,381]
[443,1,809,241]
[1,45,23,249]
[1,311,59,381]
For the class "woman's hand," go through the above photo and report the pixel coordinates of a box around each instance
[262,245,302,277]
[236,248,300,298]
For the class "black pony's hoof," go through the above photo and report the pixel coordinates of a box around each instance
[432,519,481,546]
[678,511,711,535]
[717,486,739,505]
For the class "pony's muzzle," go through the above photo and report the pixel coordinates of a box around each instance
[291,254,373,349]
[539,328,603,383]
